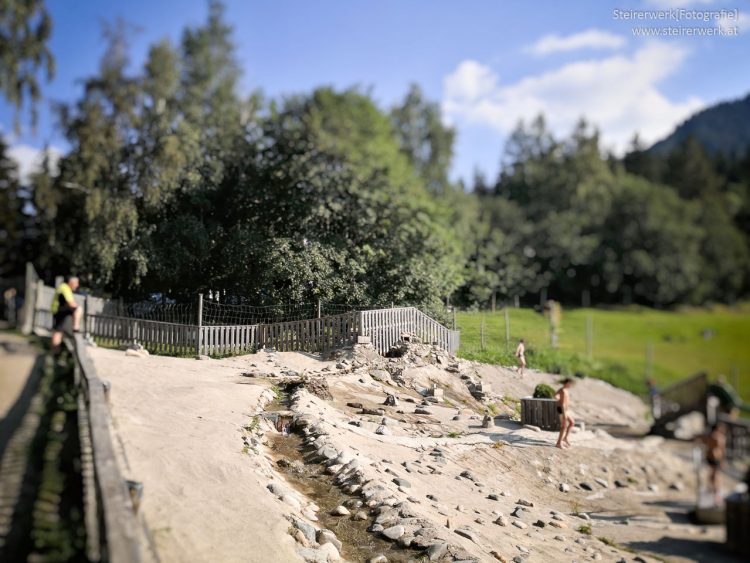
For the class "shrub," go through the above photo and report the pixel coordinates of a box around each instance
[533,383,555,399]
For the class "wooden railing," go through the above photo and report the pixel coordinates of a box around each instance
[89,314,200,356]
[359,307,460,355]
[257,312,359,354]
[720,414,750,461]
[652,372,709,429]
[69,333,143,562]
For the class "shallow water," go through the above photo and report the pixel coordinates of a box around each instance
[267,400,423,562]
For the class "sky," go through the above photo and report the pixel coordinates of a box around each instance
[2,0,749,185]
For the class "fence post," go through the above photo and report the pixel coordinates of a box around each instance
[491,292,496,313]
[317,298,321,319]
[197,293,204,357]
[452,308,456,330]
[504,307,510,354]
[84,295,90,339]
[33,279,44,332]
[20,262,36,335]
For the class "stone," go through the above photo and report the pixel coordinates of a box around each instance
[293,528,310,547]
[292,518,317,544]
[317,530,342,552]
[532,520,546,528]
[512,520,527,530]
[381,525,405,540]
[488,494,500,501]
[669,482,684,491]
[393,478,411,488]
[594,478,609,488]
[281,495,301,509]
[332,505,350,516]
[415,408,431,415]
[426,494,439,502]
[267,483,286,497]
[511,507,525,518]
[495,516,509,527]
[648,484,659,493]
[426,543,448,561]
[347,402,363,409]
[523,424,541,432]
[517,498,534,507]
[490,551,508,562]
[614,480,627,488]
[579,482,593,491]
[354,510,368,521]
[384,394,398,406]
[554,535,565,542]
[559,483,571,493]
[317,541,340,561]
[375,425,390,435]
[460,470,477,481]
[454,527,480,543]
[548,520,566,529]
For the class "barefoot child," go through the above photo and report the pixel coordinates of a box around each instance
[515,339,526,376]
[555,378,575,449]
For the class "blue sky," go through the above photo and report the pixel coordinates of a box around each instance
[2,0,749,184]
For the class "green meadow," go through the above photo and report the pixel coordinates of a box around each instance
[456,305,750,401]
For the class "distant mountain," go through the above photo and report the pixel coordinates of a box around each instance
[649,93,750,159]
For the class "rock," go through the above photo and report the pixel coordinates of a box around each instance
[292,518,317,544]
[381,525,405,540]
[511,507,525,518]
[415,408,432,415]
[384,394,398,406]
[354,510,368,521]
[267,483,286,497]
[375,425,390,435]
[594,478,609,488]
[490,551,508,562]
[554,535,565,542]
[548,520,567,529]
[669,482,684,491]
[393,478,411,488]
[361,408,385,416]
[614,480,627,488]
[460,470,477,481]
[495,516,509,527]
[523,424,541,432]
[455,527,481,543]
[125,348,148,358]
[532,520,546,528]
[579,482,593,491]
[426,494,439,502]
[349,420,362,427]
[648,484,659,493]
[281,495,301,509]
[368,556,388,563]
[317,541,340,561]
[332,505,350,516]
[517,498,534,507]
[559,483,570,493]
[512,520,528,530]
[317,530,342,552]
[293,528,310,547]
[426,543,448,561]
[488,494,500,501]
[347,402,363,409]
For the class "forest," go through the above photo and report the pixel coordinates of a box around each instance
[2,1,749,311]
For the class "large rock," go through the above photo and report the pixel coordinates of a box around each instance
[317,529,342,552]
[381,525,406,540]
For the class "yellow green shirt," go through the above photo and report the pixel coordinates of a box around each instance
[51,282,76,314]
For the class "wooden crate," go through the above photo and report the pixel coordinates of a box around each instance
[520,398,561,431]
[725,494,750,557]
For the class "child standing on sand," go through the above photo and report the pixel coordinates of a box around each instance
[515,339,526,377]
[555,378,575,449]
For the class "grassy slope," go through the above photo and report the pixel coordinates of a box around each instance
[456,305,750,400]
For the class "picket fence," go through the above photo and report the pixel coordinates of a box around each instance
[25,274,460,358]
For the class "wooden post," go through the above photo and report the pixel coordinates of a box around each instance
[645,341,653,379]
[480,317,485,351]
[452,308,456,330]
[491,292,496,313]
[84,295,90,339]
[504,307,510,354]
[514,295,519,308]
[33,279,44,331]
[197,293,204,357]
[586,314,593,360]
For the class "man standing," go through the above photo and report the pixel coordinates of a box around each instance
[51,276,82,352]
[515,339,526,377]
[555,378,575,449]
[697,423,727,505]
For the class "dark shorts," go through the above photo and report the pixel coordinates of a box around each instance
[557,406,563,415]
[53,308,74,331]
[707,458,720,468]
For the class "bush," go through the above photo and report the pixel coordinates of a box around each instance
[533,383,555,399]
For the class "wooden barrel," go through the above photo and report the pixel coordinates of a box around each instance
[725,493,750,557]
[520,398,560,431]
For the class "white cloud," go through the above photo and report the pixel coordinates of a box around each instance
[8,144,62,184]
[717,10,750,34]
[442,42,704,154]
[526,29,626,56]
[647,0,715,8]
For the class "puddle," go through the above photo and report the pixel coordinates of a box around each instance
[266,389,423,562]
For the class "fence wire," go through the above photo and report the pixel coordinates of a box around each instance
[100,301,197,324]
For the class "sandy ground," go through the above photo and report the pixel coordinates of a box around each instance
[87,341,745,563]
[0,332,39,420]
[89,347,310,563]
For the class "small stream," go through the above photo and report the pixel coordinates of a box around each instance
[265,388,422,563]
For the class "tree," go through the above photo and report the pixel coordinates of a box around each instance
[0,137,21,274]
[391,84,455,193]
[0,0,54,129]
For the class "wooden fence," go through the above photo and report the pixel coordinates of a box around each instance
[25,268,459,357]
[359,307,460,355]
[520,398,561,431]
[720,414,750,461]
[69,333,143,562]
[256,312,359,354]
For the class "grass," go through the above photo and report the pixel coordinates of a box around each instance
[457,304,750,400]
[577,524,592,535]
